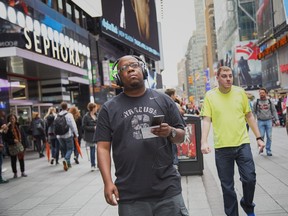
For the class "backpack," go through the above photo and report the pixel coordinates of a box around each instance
[54,113,69,135]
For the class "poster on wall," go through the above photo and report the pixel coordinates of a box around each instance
[234,41,262,90]
[177,123,197,160]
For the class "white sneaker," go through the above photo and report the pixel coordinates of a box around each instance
[2,168,7,173]
[91,166,98,171]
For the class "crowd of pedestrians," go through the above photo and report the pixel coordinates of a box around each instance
[0,101,101,183]
[0,58,287,216]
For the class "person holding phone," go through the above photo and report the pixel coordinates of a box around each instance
[95,55,188,216]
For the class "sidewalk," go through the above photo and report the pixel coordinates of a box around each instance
[0,127,288,216]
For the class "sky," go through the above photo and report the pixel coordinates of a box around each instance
[156,0,196,88]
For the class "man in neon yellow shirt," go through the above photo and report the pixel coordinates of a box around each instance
[201,66,265,216]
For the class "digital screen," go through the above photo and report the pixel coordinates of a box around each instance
[101,0,160,60]
[109,62,118,81]
[0,78,9,110]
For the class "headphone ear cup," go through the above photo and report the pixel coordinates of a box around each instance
[142,65,148,80]
[113,73,123,87]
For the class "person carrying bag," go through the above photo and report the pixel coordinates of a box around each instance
[2,114,28,178]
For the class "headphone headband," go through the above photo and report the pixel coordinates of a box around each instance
[112,55,148,87]
[112,55,145,71]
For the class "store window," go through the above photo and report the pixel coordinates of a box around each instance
[82,13,87,29]
[66,2,72,20]
[74,7,80,25]
[58,0,63,14]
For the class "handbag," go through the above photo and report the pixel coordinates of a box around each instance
[8,142,24,156]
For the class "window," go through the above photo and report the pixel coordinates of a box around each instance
[58,0,63,14]
[74,8,80,25]
[66,2,72,20]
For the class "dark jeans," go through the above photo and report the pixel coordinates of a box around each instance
[11,153,25,173]
[34,135,45,155]
[118,193,189,216]
[215,143,256,216]
[0,151,3,179]
[50,138,60,163]
[74,137,81,159]
[58,136,74,164]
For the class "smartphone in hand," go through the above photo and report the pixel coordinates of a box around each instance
[151,115,164,127]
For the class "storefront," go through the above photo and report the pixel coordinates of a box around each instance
[0,0,94,116]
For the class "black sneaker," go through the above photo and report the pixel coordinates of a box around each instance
[39,153,45,158]
[0,179,9,184]
[50,159,54,165]
[74,157,79,164]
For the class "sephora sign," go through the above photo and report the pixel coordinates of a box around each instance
[0,2,91,69]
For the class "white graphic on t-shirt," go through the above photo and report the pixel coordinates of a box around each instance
[131,114,151,139]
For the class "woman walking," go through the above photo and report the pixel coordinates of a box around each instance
[82,103,98,171]
[30,112,46,158]
[44,107,60,165]
[2,114,27,178]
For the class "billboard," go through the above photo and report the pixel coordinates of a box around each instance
[101,0,160,60]
[234,41,262,90]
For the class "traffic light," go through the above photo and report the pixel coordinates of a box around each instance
[188,76,193,84]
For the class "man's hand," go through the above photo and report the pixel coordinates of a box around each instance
[201,141,211,154]
[275,120,280,127]
[257,139,265,154]
[104,182,119,206]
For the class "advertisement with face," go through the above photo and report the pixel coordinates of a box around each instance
[101,0,160,60]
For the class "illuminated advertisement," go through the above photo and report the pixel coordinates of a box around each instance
[101,0,160,60]
[234,41,262,89]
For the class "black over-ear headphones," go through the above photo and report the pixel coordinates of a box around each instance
[112,55,148,87]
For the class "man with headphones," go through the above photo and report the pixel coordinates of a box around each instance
[95,55,189,216]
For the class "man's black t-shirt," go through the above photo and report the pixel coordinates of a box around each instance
[95,89,185,202]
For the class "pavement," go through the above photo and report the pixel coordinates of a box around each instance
[0,126,288,216]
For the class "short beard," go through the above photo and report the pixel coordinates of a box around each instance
[125,80,144,90]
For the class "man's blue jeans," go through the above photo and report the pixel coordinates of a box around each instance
[58,136,74,164]
[257,119,273,153]
[215,144,256,216]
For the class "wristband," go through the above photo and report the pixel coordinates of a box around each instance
[256,137,263,142]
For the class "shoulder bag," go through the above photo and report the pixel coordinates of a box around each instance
[8,142,24,156]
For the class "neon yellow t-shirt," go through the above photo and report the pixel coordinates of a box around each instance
[201,86,251,149]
